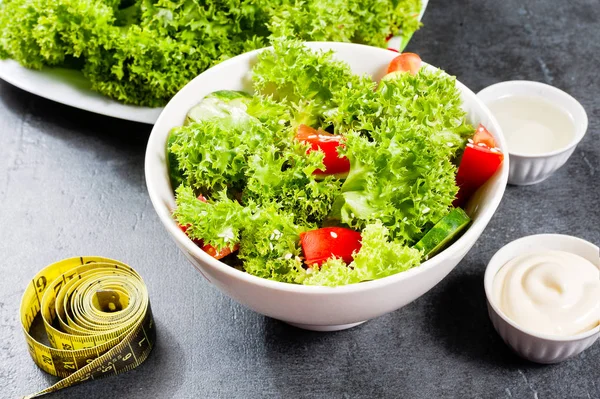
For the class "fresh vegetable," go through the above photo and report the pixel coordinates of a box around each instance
[472,124,496,148]
[295,125,350,177]
[326,69,474,245]
[300,227,362,266]
[178,194,240,259]
[171,41,474,287]
[386,52,422,75]
[304,222,421,285]
[454,124,504,207]
[167,131,185,191]
[0,0,423,106]
[168,90,254,191]
[185,90,252,126]
[413,208,471,259]
[179,223,239,260]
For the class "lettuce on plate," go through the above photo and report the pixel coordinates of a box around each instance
[171,40,472,287]
[0,0,422,106]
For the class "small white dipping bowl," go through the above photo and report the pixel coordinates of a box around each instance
[145,42,509,331]
[484,234,600,364]
[477,81,588,186]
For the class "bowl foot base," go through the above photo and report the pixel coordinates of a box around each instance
[508,175,551,186]
[285,320,367,332]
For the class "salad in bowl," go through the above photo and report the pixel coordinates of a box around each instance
[145,40,508,330]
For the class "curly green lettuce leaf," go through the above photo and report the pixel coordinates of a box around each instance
[327,68,473,147]
[168,115,271,193]
[351,221,422,280]
[301,257,361,286]
[173,186,248,250]
[243,138,343,226]
[388,0,423,47]
[0,0,422,106]
[251,39,355,128]
[245,95,291,132]
[169,90,342,226]
[375,71,474,149]
[168,90,254,190]
[174,185,308,284]
[238,203,308,284]
[0,0,116,69]
[268,0,422,48]
[327,69,473,245]
[329,118,462,245]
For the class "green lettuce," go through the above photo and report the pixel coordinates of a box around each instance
[269,0,422,49]
[327,69,473,245]
[237,202,307,284]
[169,89,343,226]
[171,41,472,286]
[0,0,422,106]
[252,39,355,128]
[243,140,343,226]
[174,186,248,249]
[174,186,308,284]
[168,116,270,194]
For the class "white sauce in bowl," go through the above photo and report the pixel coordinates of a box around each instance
[487,95,575,155]
[493,250,600,336]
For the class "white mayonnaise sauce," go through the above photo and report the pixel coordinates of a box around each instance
[487,95,575,155]
[493,250,600,336]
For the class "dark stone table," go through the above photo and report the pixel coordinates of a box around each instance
[1,0,598,398]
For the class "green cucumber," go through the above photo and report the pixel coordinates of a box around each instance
[185,90,252,125]
[414,208,471,259]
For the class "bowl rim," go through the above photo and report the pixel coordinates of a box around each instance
[484,233,600,342]
[477,80,589,159]
[145,41,509,295]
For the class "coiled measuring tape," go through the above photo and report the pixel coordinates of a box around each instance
[20,257,155,398]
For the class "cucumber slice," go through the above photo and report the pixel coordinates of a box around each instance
[414,208,471,259]
[185,90,252,125]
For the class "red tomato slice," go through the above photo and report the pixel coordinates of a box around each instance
[178,194,239,260]
[201,243,239,259]
[387,53,422,75]
[473,124,496,148]
[454,126,504,207]
[299,227,362,266]
[197,194,208,203]
[296,124,350,176]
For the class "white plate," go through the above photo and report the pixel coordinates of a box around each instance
[0,0,427,125]
[0,59,163,124]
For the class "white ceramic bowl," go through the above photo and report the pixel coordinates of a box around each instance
[145,42,509,331]
[477,80,588,186]
[484,234,600,364]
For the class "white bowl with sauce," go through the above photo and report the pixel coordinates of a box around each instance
[484,234,600,364]
[477,81,588,185]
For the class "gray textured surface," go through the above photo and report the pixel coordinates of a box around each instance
[1,0,599,398]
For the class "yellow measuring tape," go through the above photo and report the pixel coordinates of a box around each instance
[20,257,155,398]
